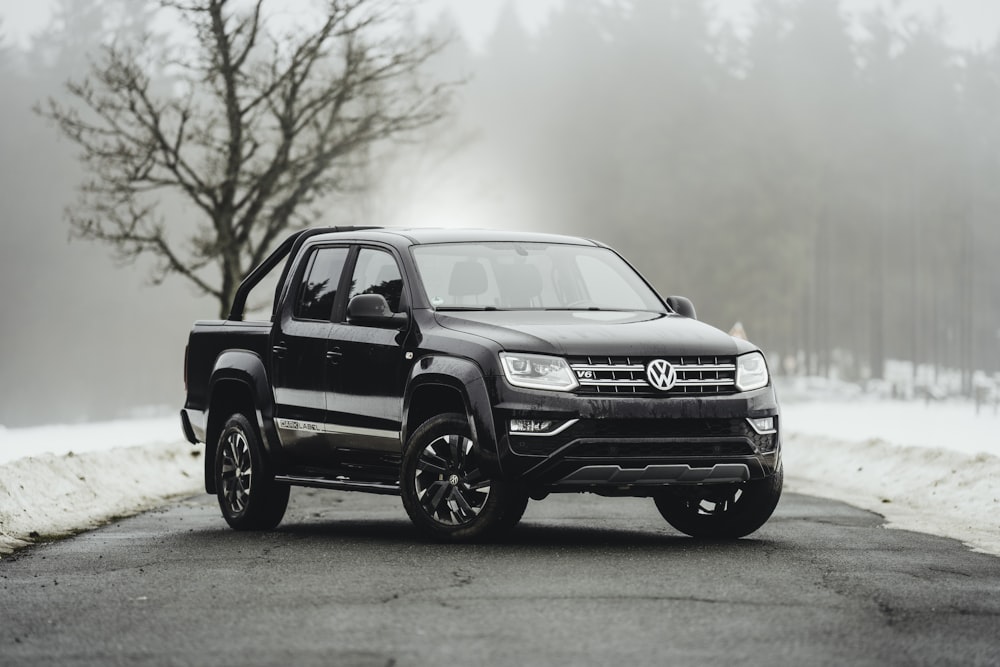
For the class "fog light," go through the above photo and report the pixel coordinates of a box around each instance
[509,418,578,436]
[510,419,556,434]
[747,417,776,434]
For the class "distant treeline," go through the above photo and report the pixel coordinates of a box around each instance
[0,1,192,426]
[411,0,1000,391]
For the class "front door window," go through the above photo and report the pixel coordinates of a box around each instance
[348,248,404,313]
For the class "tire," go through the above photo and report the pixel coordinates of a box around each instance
[400,413,528,542]
[653,466,783,539]
[214,413,290,530]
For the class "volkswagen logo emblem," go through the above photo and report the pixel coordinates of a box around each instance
[646,359,677,391]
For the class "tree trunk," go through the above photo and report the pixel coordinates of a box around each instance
[218,252,244,320]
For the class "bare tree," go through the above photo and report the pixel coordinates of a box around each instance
[39,0,453,316]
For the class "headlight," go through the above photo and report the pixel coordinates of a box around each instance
[736,351,769,391]
[499,353,579,391]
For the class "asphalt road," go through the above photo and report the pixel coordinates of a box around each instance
[2,489,999,667]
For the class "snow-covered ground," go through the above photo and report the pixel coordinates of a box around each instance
[0,442,202,553]
[1,394,998,555]
[0,418,200,553]
[782,399,1000,556]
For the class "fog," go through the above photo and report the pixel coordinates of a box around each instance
[2,0,999,427]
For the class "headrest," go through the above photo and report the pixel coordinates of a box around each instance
[495,263,542,305]
[448,261,488,297]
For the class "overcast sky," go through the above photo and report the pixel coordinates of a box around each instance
[3,0,1000,51]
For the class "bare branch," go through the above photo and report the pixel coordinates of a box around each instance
[38,0,457,314]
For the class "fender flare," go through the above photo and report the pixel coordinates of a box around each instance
[403,355,502,475]
[206,350,283,470]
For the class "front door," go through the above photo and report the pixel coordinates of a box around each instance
[326,247,411,470]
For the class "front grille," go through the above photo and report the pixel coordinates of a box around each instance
[570,356,737,395]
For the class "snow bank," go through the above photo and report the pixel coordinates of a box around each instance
[1,398,998,556]
[782,399,1000,556]
[0,441,201,554]
[784,434,1000,555]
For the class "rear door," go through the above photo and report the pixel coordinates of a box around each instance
[271,244,350,469]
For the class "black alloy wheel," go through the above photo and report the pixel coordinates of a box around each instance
[654,465,783,539]
[401,413,528,542]
[414,432,491,525]
[214,413,289,530]
[220,426,253,516]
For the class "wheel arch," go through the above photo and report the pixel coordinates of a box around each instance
[404,381,468,445]
[403,355,501,474]
[204,350,279,493]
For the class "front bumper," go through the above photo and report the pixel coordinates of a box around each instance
[485,378,781,494]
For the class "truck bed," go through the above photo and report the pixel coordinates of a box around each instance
[185,319,272,411]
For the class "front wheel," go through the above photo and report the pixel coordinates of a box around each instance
[214,413,290,530]
[400,413,528,542]
[654,466,783,539]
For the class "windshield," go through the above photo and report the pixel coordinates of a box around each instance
[411,242,666,312]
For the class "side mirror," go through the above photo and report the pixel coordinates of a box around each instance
[666,295,697,319]
[347,293,408,328]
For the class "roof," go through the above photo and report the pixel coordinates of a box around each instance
[306,227,599,247]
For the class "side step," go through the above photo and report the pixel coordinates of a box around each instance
[274,475,400,496]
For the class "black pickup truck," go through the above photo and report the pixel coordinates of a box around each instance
[182,227,782,541]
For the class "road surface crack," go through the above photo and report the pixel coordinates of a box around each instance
[380,569,475,605]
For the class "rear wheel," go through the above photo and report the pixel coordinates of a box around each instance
[654,466,783,539]
[400,413,528,542]
[214,413,289,530]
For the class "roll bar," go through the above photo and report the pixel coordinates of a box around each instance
[227,227,380,321]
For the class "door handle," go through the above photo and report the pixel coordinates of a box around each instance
[272,344,288,359]
[326,348,343,365]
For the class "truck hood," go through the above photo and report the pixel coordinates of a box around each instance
[434,310,749,358]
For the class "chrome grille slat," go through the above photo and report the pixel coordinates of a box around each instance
[577,379,648,387]
[675,378,736,386]
[572,364,646,372]
[675,364,735,372]
[570,356,738,396]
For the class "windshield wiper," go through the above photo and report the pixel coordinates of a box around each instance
[544,307,665,313]
[436,306,500,311]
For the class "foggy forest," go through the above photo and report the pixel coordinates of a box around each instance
[2,0,999,427]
